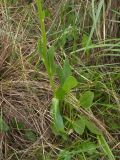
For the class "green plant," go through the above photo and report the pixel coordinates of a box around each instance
[36,0,116,159]
[97,135,115,160]
[0,116,9,132]
[58,140,99,160]
[36,0,78,136]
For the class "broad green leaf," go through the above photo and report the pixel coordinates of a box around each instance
[51,98,64,132]
[55,87,66,100]
[82,116,101,135]
[55,75,78,99]
[80,91,94,108]
[62,76,78,93]
[47,46,56,75]
[97,135,115,160]
[0,116,9,132]
[72,118,85,135]
[25,130,37,142]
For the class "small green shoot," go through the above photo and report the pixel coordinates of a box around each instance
[11,118,25,130]
[0,116,9,132]
[25,130,37,142]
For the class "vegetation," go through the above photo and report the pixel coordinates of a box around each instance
[0,0,120,159]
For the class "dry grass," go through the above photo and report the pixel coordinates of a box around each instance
[0,1,54,159]
[0,81,52,158]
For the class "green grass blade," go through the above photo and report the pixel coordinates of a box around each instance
[97,135,115,160]
[86,0,104,46]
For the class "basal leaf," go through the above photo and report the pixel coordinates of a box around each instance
[80,91,94,108]
[55,87,66,100]
[72,117,85,135]
[51,98,65,132]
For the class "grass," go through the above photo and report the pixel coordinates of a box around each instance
[0,0,120,159]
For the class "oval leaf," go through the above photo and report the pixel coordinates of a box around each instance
[80,91,94,108]
[72,118,85,135]
[62,76,78,94]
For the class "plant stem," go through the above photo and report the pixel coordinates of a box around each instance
[36,0,55,92]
